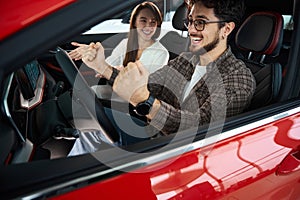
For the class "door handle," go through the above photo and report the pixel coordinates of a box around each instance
[277,150,300,176]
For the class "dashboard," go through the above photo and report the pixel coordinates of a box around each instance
[15,60,46,109]
[2,60,47,144]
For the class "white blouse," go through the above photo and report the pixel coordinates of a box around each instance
[105,38,169,74]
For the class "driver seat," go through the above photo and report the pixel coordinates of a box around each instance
[235,11,284,110]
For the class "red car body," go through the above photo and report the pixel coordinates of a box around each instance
[53,114,300,200]
[0,0,300,199]
[0,0,75,40]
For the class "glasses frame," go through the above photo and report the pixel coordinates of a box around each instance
[184,19,228,31]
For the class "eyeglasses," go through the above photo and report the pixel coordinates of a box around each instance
[183,19,227,31]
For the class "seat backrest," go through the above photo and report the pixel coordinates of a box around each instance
[235,11,284,110]
[172,3,188,31]
[159,2,189,60]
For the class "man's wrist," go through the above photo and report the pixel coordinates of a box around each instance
[147,99,160,119]
[134,94,155,116]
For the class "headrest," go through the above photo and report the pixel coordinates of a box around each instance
[235,11,283,57]
[172,3,188,31]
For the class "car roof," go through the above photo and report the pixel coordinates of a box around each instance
[0,0,292,41]
[0,0,76,40]
[0,0,293,38]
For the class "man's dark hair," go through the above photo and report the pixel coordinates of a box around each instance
[189,0,245,26]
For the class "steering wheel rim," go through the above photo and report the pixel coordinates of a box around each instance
[55,47,120,143]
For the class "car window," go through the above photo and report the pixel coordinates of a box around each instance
[84,0,187,38]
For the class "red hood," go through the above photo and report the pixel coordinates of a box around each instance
[0,0,76,40]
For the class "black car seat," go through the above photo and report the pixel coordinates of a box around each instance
[235,11,284,110]
[159,2,189,60]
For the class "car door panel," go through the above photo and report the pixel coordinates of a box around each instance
[52,112,300,199]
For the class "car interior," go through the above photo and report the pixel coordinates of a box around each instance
[0,0,299,198]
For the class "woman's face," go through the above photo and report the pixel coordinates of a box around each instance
[135,8,158,42]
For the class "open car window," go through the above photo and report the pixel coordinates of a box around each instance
[1,0,300,199]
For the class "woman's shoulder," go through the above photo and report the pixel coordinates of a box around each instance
[118,38,128,46]
[151,40,168,52]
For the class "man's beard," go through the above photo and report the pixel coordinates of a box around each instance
[189,31,220,56]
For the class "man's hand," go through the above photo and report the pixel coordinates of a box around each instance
[113,61,150,106]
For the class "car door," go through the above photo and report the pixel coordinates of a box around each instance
[50,104,300,199]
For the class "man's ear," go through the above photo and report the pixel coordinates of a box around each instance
[223,22,235,37]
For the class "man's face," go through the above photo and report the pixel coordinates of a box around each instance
[187,2,221,54]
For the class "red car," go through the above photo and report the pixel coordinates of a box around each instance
[0,0,300,199]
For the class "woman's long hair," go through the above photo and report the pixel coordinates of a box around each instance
[123,1,162,67]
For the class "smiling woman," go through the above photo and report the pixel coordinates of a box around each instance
[69,1,169,74]
[111,1,169,72]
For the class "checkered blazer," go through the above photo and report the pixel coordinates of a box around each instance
[148,47,256,134]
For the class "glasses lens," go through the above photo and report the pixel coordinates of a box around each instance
[194,20,205,31]
[183,19,206,31]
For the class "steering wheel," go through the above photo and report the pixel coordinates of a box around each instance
[55,47,120,143]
